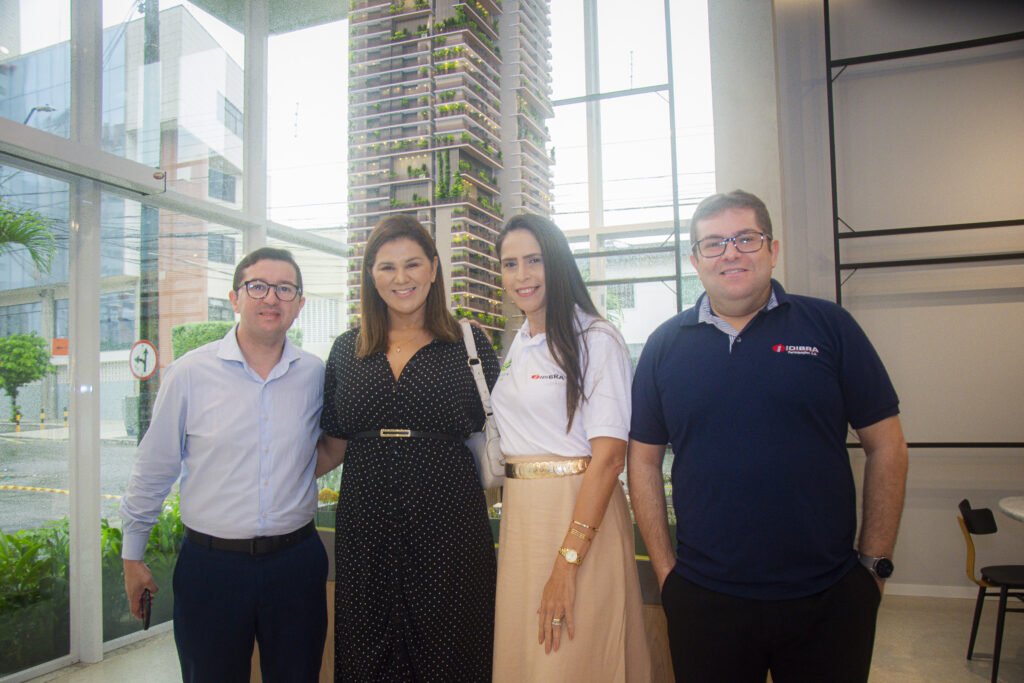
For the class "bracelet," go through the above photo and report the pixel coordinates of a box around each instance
[569,528,592,542]
[572,519,599,533]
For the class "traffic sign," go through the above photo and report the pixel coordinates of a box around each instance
[129,340,158,380]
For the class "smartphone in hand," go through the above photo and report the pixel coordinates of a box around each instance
[141,589,152,630]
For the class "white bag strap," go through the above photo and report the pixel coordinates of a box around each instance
[461,320,494,417]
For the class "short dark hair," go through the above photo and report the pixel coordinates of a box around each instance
[690,190,773,253]
[232,247,303,292]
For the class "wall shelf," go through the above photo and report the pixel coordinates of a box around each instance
[823,2,1024,297]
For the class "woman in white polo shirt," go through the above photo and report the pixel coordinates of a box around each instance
[491,214,649,682]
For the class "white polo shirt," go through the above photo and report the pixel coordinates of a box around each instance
[492,309,633,458]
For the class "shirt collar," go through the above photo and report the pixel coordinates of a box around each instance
[682,279,788,328]
[516,305,592,346]
[217,324,300,378]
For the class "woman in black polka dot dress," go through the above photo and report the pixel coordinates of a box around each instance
[316,214,498,682]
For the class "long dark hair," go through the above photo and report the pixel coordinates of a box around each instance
[497,214,603,431]
[356,214,461,357]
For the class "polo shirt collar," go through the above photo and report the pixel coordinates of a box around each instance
[516,305,590,346]
[682,279,789,328]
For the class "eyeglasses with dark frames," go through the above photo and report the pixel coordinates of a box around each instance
[241,279,301,302]
[694,231,769,259]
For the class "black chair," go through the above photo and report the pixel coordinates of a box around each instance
[958,498,1024,682]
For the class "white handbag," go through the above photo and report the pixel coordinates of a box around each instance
[461,320,505,490]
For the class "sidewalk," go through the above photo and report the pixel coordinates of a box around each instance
[4,420,135,444]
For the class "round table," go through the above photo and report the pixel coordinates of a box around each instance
[997,496,1024,522]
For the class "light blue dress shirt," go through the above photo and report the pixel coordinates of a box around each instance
[120,325,325,561]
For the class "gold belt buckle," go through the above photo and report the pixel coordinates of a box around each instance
[380,429,411,438]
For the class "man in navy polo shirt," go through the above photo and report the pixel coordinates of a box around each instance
[628,190,908,682]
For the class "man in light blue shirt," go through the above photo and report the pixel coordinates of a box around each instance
[120,247,327,681]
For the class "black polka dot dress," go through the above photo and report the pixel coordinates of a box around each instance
[320,326,499,682]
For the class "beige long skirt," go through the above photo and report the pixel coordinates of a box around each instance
[492,455,650,682]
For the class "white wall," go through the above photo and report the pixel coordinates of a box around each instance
[713,0,1024,595]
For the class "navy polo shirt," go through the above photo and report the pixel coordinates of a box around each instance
[630,280,899,600]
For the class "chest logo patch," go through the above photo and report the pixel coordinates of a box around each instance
[530,373,566,381]
[772,344,819,356]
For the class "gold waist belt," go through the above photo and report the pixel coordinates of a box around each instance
[505,458,590,479]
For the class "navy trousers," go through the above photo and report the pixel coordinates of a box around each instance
[172,532,328,682]
[660,562,882,683]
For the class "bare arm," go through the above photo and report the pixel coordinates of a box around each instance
[315,434,348,478]
[627,439,674,589]
[537,436,626,653]
[855,415,908,591]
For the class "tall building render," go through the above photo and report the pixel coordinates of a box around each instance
[347,0,552,340]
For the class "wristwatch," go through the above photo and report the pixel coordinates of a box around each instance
[858,553,894,579]
[559,547,582,565]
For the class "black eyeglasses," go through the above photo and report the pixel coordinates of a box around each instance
[241,279,301,301]
[694,231,769,258]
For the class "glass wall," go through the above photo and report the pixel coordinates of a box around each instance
[0,0,71,135]
[267,20,348,230]
[267,18,349,513]
[0,1,349,677]
[0,0,713,675]
[0,165,71,675]
[102,0,245,202]
[548,0,715,336]
[548,0,715,527]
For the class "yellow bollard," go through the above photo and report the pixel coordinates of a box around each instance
[14,413,20,433]
[63,407,68,428]
[40,410,45,431]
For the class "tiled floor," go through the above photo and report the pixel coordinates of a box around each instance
[29,595,1024,682]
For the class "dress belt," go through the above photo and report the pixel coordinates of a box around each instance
[184,519,315,556]
[505,457,590,479]
[351,429,462,441]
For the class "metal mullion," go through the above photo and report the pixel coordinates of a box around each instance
[243,1,269,252]
[839,252,1024,270]
[829,30,1024,69]
[551,82,669,107]
[585,275,675,287]
[664,0,682,312]
[68,0,103,665]
[823,0,842,305]
[583,0,604,276]
[837,219,1024,239]
[572,245,677,259]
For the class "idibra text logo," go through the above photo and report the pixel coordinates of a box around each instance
[772,344,819,356]
[530,373,566,380]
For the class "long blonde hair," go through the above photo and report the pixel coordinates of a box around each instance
[356,214,461,357]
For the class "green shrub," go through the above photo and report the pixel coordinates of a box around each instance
[171,321,234,359]
[0,498,183,676]
[172,321,303,360]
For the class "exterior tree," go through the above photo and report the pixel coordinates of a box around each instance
[0,200,57,274]
[0,333,56,419]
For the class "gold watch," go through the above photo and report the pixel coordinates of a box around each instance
[559,546,582,565]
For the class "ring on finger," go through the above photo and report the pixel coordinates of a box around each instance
[551,617,562,626]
